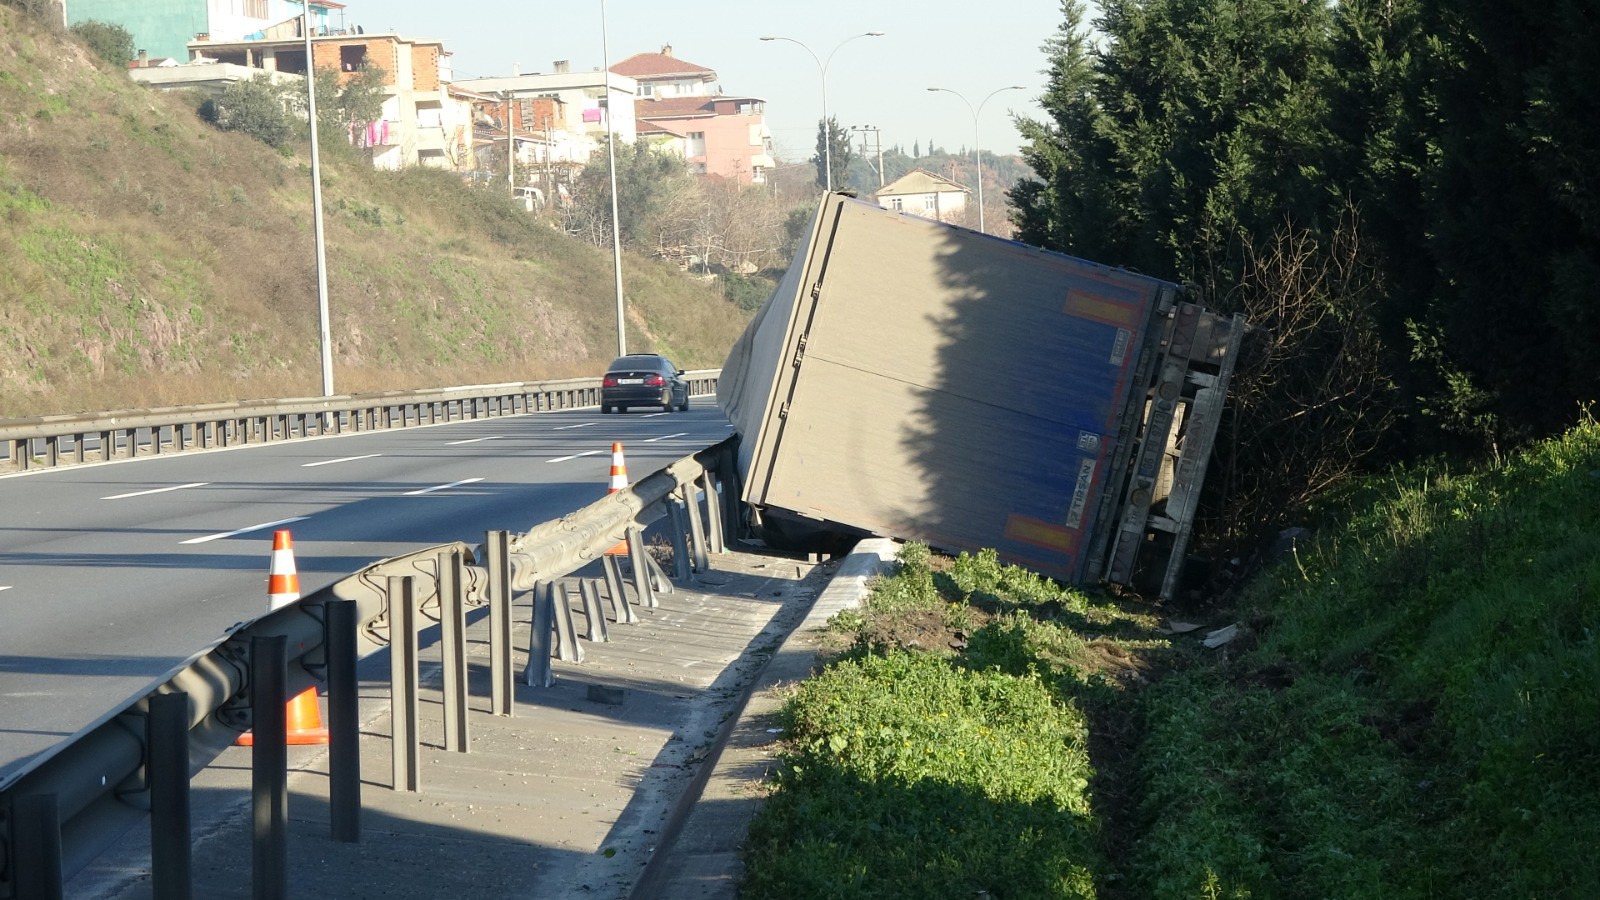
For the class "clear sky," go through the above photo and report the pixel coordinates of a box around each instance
[354,1,1065,163]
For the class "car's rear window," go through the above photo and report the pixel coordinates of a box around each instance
[608,355,668,372]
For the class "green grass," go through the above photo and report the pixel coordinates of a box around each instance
[744,545,1162,899]
[749,418,1600,898]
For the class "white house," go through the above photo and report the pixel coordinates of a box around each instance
[876,169,969,224]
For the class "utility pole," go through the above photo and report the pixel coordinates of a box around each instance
[502,91,515,189]
[849,125,884,188]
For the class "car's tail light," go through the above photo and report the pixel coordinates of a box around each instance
[644,374,665,386]
[603,375,619,387]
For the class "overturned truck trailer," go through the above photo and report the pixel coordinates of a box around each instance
[717,193,1245,599]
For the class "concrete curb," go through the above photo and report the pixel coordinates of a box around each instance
[629,537,900,899]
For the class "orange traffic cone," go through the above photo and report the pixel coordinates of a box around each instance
[604,442,630,555]
[237,529,328,747]
[607,442,629,494]
[267,528,300,611]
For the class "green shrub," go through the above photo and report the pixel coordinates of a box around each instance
[721,271,774,311]
[745,650,1099,899]
[70,19,133,66]
[199,75,294,148]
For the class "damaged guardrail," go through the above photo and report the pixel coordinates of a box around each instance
[0,436,740,898]
[0,371,722,473]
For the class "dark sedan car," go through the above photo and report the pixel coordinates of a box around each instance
[600,354,689,413]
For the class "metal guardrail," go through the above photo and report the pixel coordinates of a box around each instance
[0,371,722,473]
[0,431,741,898]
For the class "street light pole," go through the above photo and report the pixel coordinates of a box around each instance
[926,84,1025,233]
[600,0,626,357]
[302,1,333,397]
[761,32,884,192]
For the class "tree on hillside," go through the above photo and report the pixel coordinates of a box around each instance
[563,137,699,251]
[71,19,133,66]
[200,74,295,149]
[812,116,854,190]
[1010,0,1116,258]
[1400,0,1600,447]
[311,63,388,150]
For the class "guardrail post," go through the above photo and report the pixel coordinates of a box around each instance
[625,528,657,608]
[668,496,692,581]
[485,530,514,717]
[388,576,421,793]
[250,634,289,900]
[645,553,675,596]
[14,792,65,899]
[701,473,726,555]
[579,580,609,643]
[684,486,710,575]
[602,555,637,624]
[523,581,555,688]
[439,550,469,753]
[717,450,743,542]
[149,691,193,899]
[553,583,583,663]
[327,599,361,843]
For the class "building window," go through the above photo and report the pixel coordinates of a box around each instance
[752,166,765,184]
[340,45,366,72]
[890,198,904,210]
[640,83,654,97]
[924,195,937,211]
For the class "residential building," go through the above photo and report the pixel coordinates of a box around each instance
[876,169,970,223]
[181,24,461,171]
[128,51,301,97]
[451,64,639,178]
[610,44,715,100]
[66,0,354,64]
[614,46,774,185]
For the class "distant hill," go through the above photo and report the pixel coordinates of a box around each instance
[0,7,751,418]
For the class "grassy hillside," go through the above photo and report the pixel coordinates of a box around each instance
[749,418,1600,898]
[0,7,750,418]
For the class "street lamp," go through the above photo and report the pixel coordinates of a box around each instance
[761,32,885,192]
[300,1,333,397]
[600,0,626,357]
[926,84,1025,233]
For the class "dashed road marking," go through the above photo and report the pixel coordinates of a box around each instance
[302,454,381,468]
[405,478,485,496]
[181,516,310,545]
[102,482,208,500]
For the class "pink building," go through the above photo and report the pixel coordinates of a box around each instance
[613,46,775,185]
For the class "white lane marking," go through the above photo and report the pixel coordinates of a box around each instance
[405,478,484,496]
[644,432,688,443]
[447,436,503,446]
[0,586,11,593]
[639,412,668,419]
[554,422,597,430]
[102,482,208,500]
[181,516,309,545]
[302,454,381,468]
[547,449,605,463]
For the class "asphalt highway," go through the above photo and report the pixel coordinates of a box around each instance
[0,403,733,784]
